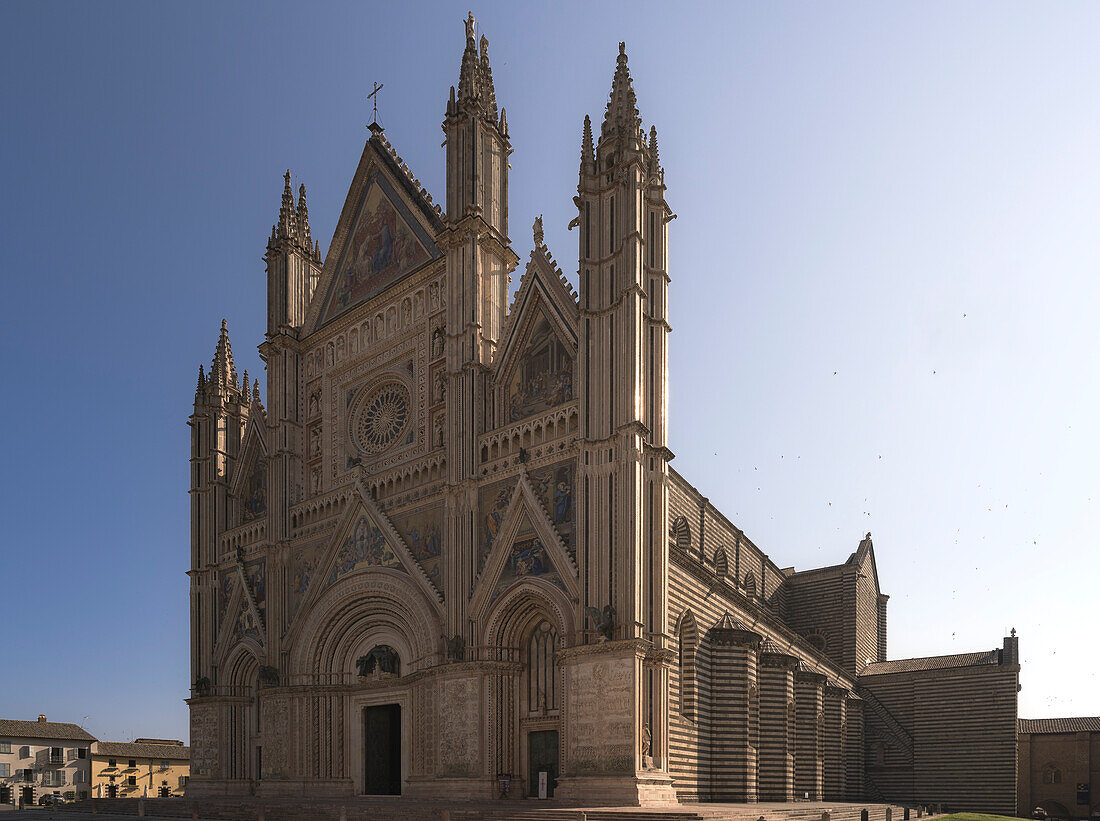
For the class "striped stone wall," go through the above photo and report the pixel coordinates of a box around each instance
[859,662,1019,812]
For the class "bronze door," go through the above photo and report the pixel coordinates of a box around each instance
[363,704,401,795]
[527,730,558,797]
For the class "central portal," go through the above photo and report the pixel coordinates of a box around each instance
[362,704,401,795]
[527,729,559,797]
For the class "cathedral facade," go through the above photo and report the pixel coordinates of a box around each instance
[187,16,1019,809]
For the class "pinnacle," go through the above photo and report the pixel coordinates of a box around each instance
[452,12,502,127]
[296,182,312,245]
[602,41,642,138]
[581,114,595,170]
[210,318,238,393]
[649,124,660,167]
[276,170,296,241]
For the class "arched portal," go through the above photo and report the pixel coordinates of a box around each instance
[483,580,574,799]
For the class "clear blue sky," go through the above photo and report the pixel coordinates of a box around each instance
[2,1,1097,743]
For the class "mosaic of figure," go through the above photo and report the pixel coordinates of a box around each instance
[287,543,323,623]
[479,479,514,564]
[327,515,399,586]
[240,455,267,522]
[390,505,443,589]
[528,461,576,556]
[321,174,432,323]
[505,315,573,423]
[244,558,266,619]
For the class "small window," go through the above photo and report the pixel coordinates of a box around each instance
[127,776,136,787]
[0,764,9,777]
[19,746,30,759]
[77,748,87,759]
[108,759,116,768]
[160,760,170,770]
[128,759,136,768]
[0,741,9,754]
[23,769,34,781]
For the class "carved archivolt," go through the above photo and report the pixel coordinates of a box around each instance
[290,571,440,678]
[483,579,574,650]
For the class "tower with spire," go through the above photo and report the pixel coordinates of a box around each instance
[440,12,519,641]
[189,319,252,685]
[559,40,677,804]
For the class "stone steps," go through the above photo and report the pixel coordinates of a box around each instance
[58,799,914,821]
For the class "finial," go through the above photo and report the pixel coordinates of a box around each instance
[276,171,295,240]
[649,124,660,166]
[603,42,641,137]
[196,364,206,393]
[1010,627,1016,637]
[253,379,261,405]
[210,318,237,391]
[498,107,508,138]
[465,11,475,43]
[296,182,311,244]
[221,318,228,332]
[581,114,595,170]
[533,215,544,246]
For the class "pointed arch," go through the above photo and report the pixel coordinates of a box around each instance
[714,546,730,578]
[744,571,757,599]
[676,609,699,721]
[670,516,692,553]
[289,570,441,682]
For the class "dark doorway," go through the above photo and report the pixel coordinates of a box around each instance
[0,786,10,804]
[21,787,33,806]
[362,704,401,795]
[107,784,118,798]
[527,730,559,797]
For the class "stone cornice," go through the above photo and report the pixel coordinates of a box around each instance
[556,637,651,662]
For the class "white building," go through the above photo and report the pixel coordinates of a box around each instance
[0,716,96,806]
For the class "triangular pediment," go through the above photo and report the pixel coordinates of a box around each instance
[304,135,444,333]
[495,243,578,380]
[231,420,269,525]
[470,472,578,620]
[282,485,443,646]
[495,290,577,426]
[214,579,264,662]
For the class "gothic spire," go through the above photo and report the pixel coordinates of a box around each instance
[457,12,480,105]
[581,114,595,172]
[602,42,642,138]
[296,182,312,247]
[276,170,296,240]
[479,34,498,121]
[194,364,207,402]
[209,318,238,393]
[452,12,500,124]
[649,124,660,168]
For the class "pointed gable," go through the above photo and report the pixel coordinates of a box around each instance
[305,131,445,332]
[325,511,401,588]
[231,419,269,524]
[494,233,579,426]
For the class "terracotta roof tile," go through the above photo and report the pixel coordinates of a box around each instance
[1019,717,1100,734]
[93,741,190,760]
[0,719,96,742]
[859,650,998,676]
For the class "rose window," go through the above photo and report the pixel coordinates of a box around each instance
[351,381,411,455]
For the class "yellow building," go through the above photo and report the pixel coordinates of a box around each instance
[91,739,189,798]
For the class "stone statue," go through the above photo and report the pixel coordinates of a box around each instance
[193,676,211,696]
[443,633,466,662]
[585,604,616,641]
[258,665,279,688]
[356,645,400,677]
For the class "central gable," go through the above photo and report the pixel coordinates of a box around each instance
[317,169,440,327]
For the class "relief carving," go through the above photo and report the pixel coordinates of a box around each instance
[190,704,219,777]
[568,659,633,773]
[438,677,479,776]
